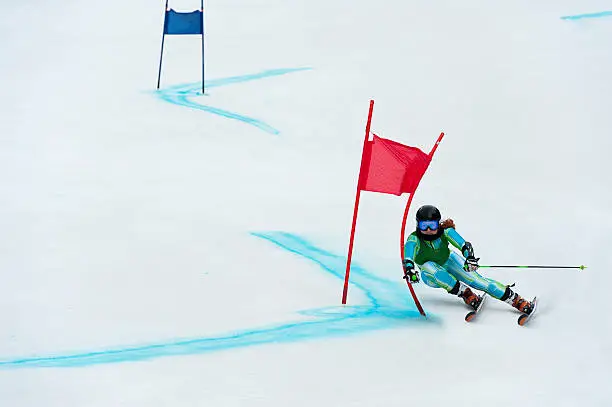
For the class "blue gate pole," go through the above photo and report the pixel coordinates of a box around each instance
[201,0,205,94]
[157,0,170,89]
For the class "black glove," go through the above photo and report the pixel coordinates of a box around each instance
[464,256,480,272]
[402,259,420,283]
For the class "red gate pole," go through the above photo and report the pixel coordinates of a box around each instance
[342,100,375,305]
[399,132,445,316]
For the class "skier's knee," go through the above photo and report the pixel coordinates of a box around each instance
[449,281,461,295]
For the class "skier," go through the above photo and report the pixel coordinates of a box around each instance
[402,205,534,315]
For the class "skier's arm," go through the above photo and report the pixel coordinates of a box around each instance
[445,227,475,258]
[403,234,420,264]
[402,234,420,282]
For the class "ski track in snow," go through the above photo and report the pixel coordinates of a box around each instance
[0,232,433,369]
[560,11,612,20]
[154,68,311,135]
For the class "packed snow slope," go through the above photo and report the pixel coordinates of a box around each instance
[1,0,611,406]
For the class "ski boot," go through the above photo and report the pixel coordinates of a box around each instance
[502,286,534,315]
[450,281,482,310]
[460,287,482,310]
[511,294,533,314]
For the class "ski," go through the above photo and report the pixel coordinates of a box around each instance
[517,297,538,326]
[465,292,488,322]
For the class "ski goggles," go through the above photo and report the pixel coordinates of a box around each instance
[417,220,440,231]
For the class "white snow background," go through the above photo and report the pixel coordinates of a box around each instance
[1,0,611,406]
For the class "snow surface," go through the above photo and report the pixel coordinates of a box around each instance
[1,0,611,406]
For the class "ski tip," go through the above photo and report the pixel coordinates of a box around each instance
[465,312,476,322]
[518,314,529,326]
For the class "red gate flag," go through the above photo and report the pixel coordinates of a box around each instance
[359,135,432,196]
[342,100,445,317]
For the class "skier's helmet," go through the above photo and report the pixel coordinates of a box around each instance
[415,205,443,241]
[416,205,441,223]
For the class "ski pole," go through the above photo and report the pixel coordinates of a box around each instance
[479,265,587,270]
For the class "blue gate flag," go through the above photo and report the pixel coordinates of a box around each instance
[157,0,206,93]
[165,10,203,35]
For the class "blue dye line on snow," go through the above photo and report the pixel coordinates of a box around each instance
[154,67,311,135]
[561,11,612,20]
[0,232,433,369]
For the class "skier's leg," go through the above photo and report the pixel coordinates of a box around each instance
[445,252,534,313]
[419,261,458,291]
[444,252,506,298]
[419,261,482,308]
